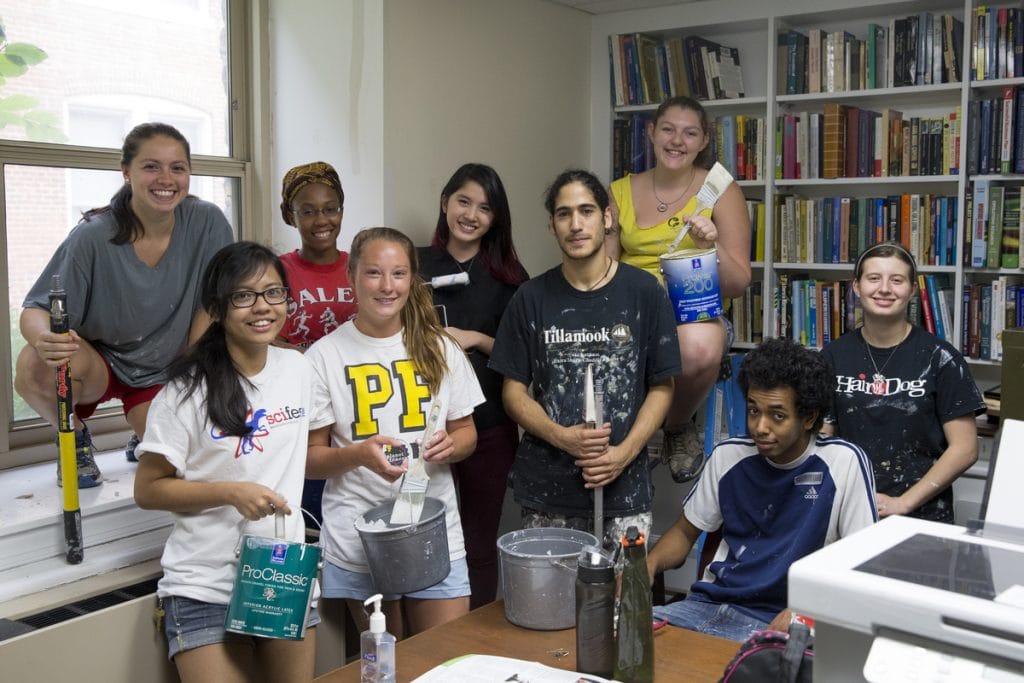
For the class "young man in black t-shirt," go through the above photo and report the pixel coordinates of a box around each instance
[490,169,680,547]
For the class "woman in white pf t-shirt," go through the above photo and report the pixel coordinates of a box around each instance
[306,227,484,639]
[134,242,331,683]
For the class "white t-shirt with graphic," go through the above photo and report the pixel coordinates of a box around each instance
[140,347,333,605]
[305,321,485,573]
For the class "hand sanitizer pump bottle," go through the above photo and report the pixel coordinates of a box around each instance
[360,593,396,683]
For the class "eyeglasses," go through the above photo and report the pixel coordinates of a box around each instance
[229,286,289,308]
[296,206,342,220]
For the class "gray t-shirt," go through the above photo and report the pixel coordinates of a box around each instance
[24,197,233,388]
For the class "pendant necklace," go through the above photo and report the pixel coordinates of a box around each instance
[452,251,476,280]
[586,258,614,291]
[568,257,613,292]
[652,167,696,213]
[863,327,909,393]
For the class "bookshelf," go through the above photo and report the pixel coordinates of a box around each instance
[589,0,1021,385]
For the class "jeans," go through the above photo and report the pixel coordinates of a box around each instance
[162,595,320,660]
[652,594,769,642]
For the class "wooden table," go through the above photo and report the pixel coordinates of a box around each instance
[315,600,739,682]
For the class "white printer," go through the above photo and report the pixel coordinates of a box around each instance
[789,420,1024,682]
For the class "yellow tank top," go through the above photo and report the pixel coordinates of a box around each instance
[610,174,712,284]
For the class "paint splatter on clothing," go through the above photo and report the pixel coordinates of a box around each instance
[823,326,985,523]
[490,263,680,516]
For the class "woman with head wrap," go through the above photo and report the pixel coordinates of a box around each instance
[277,161,357,350]
[277,161,357,530]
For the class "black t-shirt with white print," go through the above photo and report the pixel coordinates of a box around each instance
[489,262,680,517]
[823,325,985,523]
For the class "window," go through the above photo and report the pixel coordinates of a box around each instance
[0,0,254,463]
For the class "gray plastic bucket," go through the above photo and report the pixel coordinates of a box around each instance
[356,497,450,595]
[497,527,599,630]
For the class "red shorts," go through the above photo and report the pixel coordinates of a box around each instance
[76,354,163,420]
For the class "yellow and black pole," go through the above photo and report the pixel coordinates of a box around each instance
[50,275,84,564]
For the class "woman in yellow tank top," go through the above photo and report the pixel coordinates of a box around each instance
[606,96,751,483]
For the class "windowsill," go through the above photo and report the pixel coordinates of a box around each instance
[0,448,172,618]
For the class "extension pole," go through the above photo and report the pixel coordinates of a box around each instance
[51,275,83,564]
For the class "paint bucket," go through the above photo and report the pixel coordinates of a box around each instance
[497,527,599,630]
[225,514,320,640]
[660,246,724,323]
[356,497,450,595]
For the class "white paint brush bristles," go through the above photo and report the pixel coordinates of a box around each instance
[665,162,735,254]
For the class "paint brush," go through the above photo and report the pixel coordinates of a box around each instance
[664,161,735,254]
[389,400,442,526]
[585,364,605,547]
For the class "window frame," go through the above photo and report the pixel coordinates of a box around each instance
[0,0,266,468]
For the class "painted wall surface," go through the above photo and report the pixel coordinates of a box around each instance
[382,0,592,276]
[268,0,385,255]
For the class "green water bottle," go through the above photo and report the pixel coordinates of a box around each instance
[614,526,654,683]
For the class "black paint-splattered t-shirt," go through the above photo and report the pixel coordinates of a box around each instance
[823,326,985,523]
[489,263,680,516]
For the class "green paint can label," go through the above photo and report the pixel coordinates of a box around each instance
[225,535,320,640]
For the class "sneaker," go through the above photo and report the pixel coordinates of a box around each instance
[662,422,706,484]
[56,426,103,489]
[125,433,141,462]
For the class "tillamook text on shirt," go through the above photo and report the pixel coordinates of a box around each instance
[544,327,611,344]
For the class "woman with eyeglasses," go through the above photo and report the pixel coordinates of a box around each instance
[134,241,332,683]
[277,161,357,350]
[16,122,233,487]
[417,163,528,609]
[821,242,985,523]
[306,227,484,639]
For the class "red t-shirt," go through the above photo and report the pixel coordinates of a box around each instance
[279,250,357,348]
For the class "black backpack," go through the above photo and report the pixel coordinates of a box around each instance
[719,622,813,682]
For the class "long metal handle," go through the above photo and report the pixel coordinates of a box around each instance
[51,275,84,564]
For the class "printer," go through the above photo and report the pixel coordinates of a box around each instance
[789,419,1024,682]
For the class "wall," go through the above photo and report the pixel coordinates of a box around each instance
[382,0,592,276]
[268,0,385,254]
[268,0,592,277]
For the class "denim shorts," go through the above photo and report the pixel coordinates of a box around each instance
[161,595,320,660]
[652,594,768,643]
[321,556,470,602]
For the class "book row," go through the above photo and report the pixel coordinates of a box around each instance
[965,86,1024,176]
[773,193,959,267]
[963,275,1024,362]
[778,13,963,96]
[966,181,1022,269]
[608,33,745,107]
[764,273,957,349]
[779,104,961,180]
[722,269,1024,358]
[972,5,1024,81]
[612,114,767,182]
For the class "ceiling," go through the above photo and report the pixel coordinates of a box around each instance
[544,0,701,14]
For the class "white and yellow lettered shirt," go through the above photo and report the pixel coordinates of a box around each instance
[305,321,484,573]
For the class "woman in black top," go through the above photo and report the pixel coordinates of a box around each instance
[418,163,528,608]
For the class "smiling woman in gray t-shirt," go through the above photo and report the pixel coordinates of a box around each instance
[16,122,232,488]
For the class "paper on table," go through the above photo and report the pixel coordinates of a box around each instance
[411,654,618,683]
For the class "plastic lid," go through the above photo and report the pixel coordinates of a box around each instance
[621,525,646,547]
[363,593,385,634]
[577,545,614,582]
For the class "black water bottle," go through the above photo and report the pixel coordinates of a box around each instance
[575,546,615,678]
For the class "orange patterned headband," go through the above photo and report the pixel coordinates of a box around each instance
[280,161,344,224]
